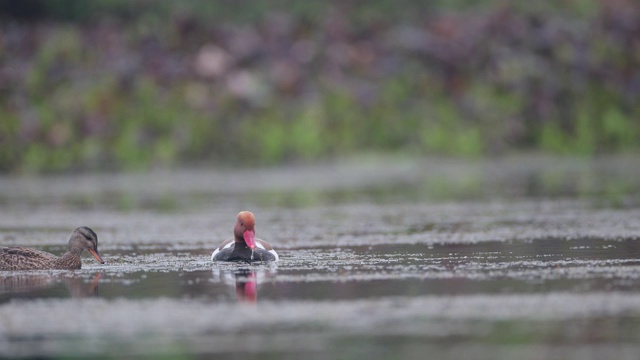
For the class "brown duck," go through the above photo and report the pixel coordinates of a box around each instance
[0,227,105,271]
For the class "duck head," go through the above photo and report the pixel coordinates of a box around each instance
[70,226,105,264]
[234,211,256,249]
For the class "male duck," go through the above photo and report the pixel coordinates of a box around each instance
[211,211,279,262]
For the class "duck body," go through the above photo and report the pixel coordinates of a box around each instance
[212,238,278,262]
[211,211,279,263]
[0,227,105,271]
[0,247,82,270]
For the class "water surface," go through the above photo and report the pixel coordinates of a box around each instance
[1,155,640,359]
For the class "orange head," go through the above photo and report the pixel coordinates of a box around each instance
[234,211,256,249]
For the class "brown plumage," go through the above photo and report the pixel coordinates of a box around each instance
[0,227,105,271]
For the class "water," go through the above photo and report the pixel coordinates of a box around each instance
[1,155,640,359]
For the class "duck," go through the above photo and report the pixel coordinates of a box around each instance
[211,211,279,262]
[0,227,105,271]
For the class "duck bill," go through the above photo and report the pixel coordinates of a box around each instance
[89,249,105,264]
[243,230,257,249]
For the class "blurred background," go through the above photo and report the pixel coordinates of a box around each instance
[0,0,638,173]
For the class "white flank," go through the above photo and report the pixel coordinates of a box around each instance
[269,249,279,261]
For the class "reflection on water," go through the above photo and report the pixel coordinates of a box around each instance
[236,271,257,303]
[211,268,273,303]
[0,272,102,302]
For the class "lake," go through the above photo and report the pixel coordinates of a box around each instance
[1,155,640,359]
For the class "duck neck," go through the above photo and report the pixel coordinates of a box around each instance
[235,235,246,245]
[53,250,83,270]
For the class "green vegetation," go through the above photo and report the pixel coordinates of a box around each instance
[0,1,639,172]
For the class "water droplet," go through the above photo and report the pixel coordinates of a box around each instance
[251,249,254,261]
